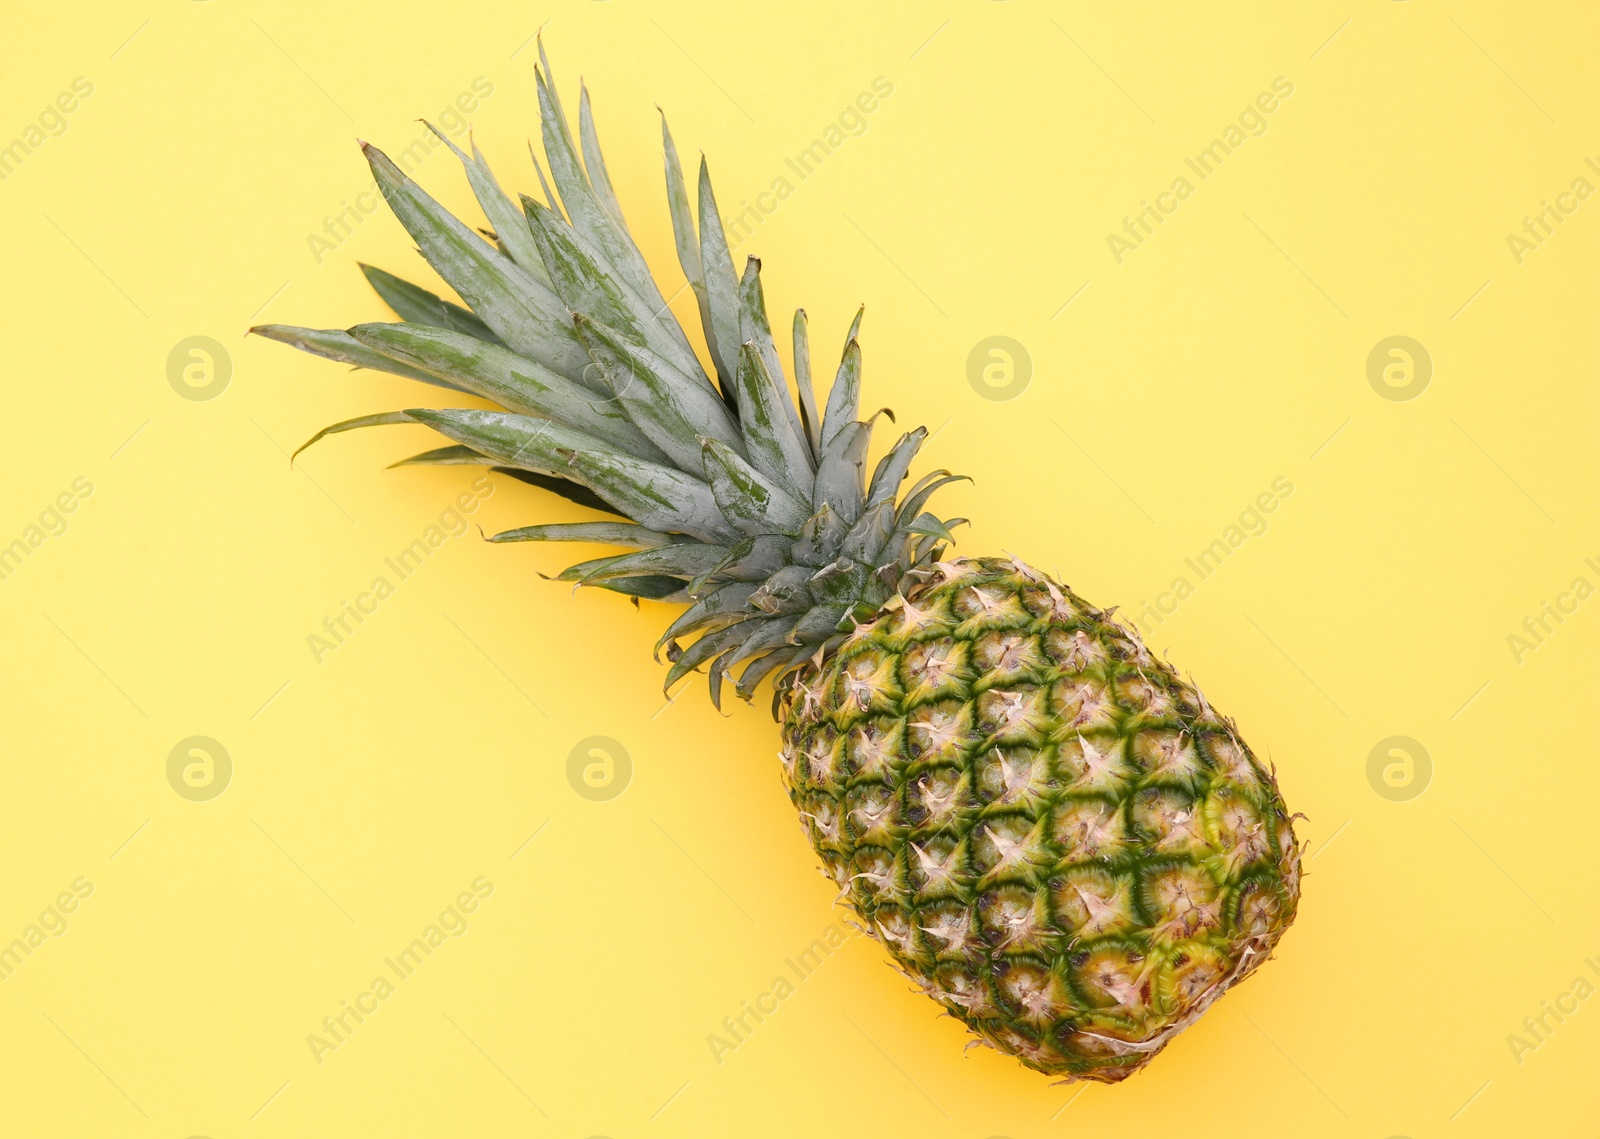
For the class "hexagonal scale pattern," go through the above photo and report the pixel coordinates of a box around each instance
[778,556,1301,1082]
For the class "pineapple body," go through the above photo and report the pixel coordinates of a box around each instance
[779,557,1301,1082]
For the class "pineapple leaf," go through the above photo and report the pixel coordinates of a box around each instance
[896,472,970,527]
[489,521,678,547]
[402,407,601,476]
[748,565,815,615]
[706,649,739,711]
[688,534,790,594]
[592,574,687,601]
[573,315,744,472]
[734,343,814,496]
[807,558,870,605]
[812,421,867,522]
[840,499,897,561]
[792,309,821,460]
[844,305,864,346]
[665,618,775,692]
[737,258,810,473]
[534,65,664,314]
[522,198,710,393]
[249,324,464,391]
[712,618,796,707]
[786,602,851,644]
[536,38,570,125]
[492,468,621,515]
[526,140,560,216]
[578,83,630,234]
[790,503,847,566]
[661,116,727,386]
[363,142,589,379]
[654,582,760,656]
[558,543,730,584]
[406,407,734,541]
[425,123,552,287]
[388,444,488,468]
[819,335,862,456]
[348,322,666,460]
[699,436,810,537]
[520,194,637,340]
[477,137,551,278]
[904,512,958,542]
[695,158,743,411]
[865,427,929,512]
[659,117,700,276]
[735,642,814,700]
[358,264,504,343]
[559,448,739,545]
[293,410,417,462]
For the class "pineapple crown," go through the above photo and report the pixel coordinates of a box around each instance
[253,42,966,709]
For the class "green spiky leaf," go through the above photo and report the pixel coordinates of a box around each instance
[363,143,588,378]
[358,264,504,343]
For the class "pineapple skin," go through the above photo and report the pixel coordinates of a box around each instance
[778,556,1302,1082]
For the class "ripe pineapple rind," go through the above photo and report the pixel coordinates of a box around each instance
[778,556,1302,1083]
[253,46,960,706]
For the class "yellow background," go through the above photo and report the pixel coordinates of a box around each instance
[3,1,1597,1135]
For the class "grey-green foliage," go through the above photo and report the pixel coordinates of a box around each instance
[252,45,964,707]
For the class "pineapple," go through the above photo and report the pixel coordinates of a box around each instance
[254,45,1301,1083]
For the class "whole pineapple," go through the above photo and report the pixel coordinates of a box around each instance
[256,45,1301,1083]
